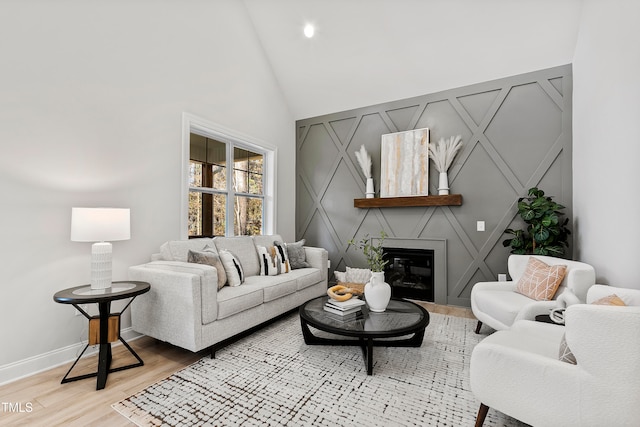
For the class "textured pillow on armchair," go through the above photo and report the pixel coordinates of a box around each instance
[515,257,567,301]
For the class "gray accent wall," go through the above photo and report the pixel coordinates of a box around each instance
[296,64,573,307]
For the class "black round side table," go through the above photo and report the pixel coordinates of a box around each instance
[53,281,150,390]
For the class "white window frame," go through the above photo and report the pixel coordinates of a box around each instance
[181,113,276,239]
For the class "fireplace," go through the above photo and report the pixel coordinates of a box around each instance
[383,247,434,302]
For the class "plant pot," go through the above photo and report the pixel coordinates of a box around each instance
[364,271,391,312]
[438,172,449,195]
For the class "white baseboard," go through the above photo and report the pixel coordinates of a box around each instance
[0,327,143,387]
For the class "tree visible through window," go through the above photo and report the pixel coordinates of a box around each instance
[188,134,264,237]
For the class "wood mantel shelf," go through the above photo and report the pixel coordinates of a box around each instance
[354,194,462,208]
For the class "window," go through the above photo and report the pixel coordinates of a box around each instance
[182,114,275,239]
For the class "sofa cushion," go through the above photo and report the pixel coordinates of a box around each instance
[244,275,297,302]
[284,268,323,291]
[256,245,279,276]
[216,284,264,320]
[253,234,283,248]
[188,247,227,289]
[474,290,532,328]
[219,249,245,287]
[160,238,215,262]
[284,240,311,269]
[273,242,291,274]
[516,257,567,301]
[214,236,260,277]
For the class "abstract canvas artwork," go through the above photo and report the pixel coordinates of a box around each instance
[380,128,429,197]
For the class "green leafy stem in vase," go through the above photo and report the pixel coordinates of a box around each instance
[347,230,389,272]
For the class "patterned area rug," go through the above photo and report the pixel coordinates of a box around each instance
[113,312,526,426]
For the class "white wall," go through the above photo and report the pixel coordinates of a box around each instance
[245,0,583,120]
[0,0,294,381]
[573,0,640,287]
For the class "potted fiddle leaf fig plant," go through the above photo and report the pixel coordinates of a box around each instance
[502,187,571,257]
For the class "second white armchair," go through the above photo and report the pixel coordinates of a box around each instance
[471,254,595,333]
[470,284,640,426]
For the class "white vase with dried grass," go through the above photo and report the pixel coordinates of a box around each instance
[355,145,374,198]
[428,135,463,195]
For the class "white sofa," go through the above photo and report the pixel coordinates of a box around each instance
[129,235,328,355]
[470,285,640,426]
[471,254,595,333]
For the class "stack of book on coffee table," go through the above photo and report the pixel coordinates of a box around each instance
[324,298,366,320]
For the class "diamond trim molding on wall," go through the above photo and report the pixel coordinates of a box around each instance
[296,65,572,306]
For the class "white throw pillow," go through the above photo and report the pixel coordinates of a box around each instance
[334,271,347,282]
[273,242,291,274]
[256,245,279,276]
[346,266,372,284]
[219,249,245,286]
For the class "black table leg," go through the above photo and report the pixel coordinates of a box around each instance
[301,320,427,375]
[96,301,111,390]
[366,338,373,375]
[300,317,315,344]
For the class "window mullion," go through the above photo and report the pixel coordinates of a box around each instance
[226,142,235,237]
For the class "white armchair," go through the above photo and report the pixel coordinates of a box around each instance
[470,285,640,426]
[470,255,595,333]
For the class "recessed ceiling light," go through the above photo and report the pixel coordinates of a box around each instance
[304,23,315,38]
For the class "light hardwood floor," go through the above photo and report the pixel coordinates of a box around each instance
[0,303,474,426]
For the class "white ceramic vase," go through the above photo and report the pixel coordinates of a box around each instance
[365,178,375,198]
[438,171,449,195]
[364,271,391,312]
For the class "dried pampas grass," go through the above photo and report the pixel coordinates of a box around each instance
[428,135,463,172]
[355,144,372,178]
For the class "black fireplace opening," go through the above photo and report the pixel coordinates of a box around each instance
[383,247,434,302]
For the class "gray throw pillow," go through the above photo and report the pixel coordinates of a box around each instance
[187,247,227,290]
[558,333,576,364]
[278,239,310,269]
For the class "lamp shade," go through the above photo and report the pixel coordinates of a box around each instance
[71,208,130,242]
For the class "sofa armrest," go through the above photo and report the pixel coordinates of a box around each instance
[514,299,559,322]
[128,262,218,352]
[471,281,517,293]
[470,325,582,425]
[586,284,640,305]
[304,246,328,282]
[138,260,217,276]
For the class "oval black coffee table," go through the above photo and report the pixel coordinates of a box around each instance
[299,296,430,375]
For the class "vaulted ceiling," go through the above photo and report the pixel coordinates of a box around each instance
[243,0,583,120]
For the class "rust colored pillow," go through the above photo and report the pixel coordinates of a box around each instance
[592,294,626,306]
[516,257,567,301]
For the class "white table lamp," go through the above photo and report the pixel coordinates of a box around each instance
[71,207,130,290]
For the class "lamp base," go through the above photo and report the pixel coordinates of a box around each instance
[91,242,113,290]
